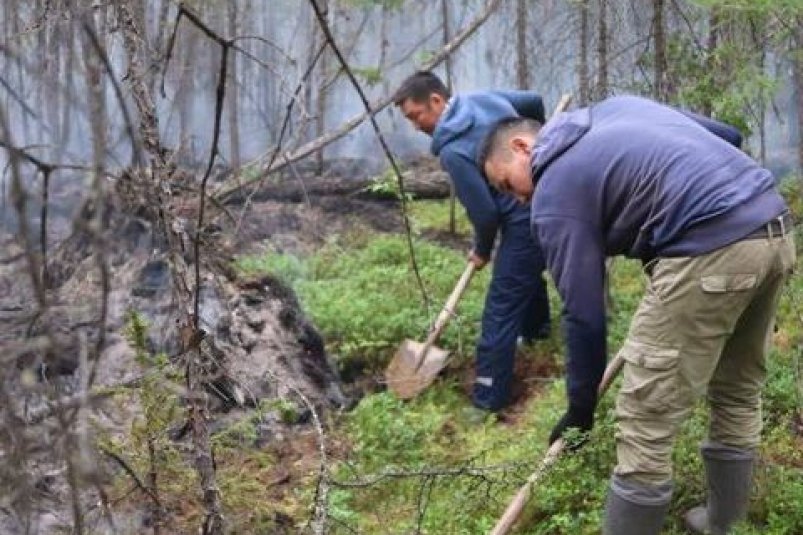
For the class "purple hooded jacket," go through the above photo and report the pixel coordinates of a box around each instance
[530,95,786,412]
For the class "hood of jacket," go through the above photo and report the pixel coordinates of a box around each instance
[531,107,592,182]
[430,95,474,156]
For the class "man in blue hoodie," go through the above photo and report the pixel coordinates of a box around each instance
[478,95,795,534]
[394,71,551,412]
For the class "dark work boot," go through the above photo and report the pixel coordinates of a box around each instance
[684,442,755,534]
[604,476,672,535]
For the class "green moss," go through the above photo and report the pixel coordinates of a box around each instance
[237,197,802,533]
[304,201,803,533]
[408,199,473,237]
[236,233,491,375]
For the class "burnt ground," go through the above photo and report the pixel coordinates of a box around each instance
[0,157,559,533]
[227,163,560,412]
[232,195,405,257]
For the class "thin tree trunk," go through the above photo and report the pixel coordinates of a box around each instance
[59,22,75,163]
[36,0,46,146]
[151,0,172,93]
[227,1,241,169]
[315,0,330,174]
[441,0,456,234]
[578,0,590,106]
[304,9,319,151]
[177,24,197,161]
[48,13,61,159]
[702,7,719,117]
[117,3,164,165]
[653,0,666,100]
[756,27,766,165]
[596,0,608,101]
[217,0,506,200]
[793,15,803,176]
[515,0,528,90]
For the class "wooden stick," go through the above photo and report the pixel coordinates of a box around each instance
[489,353,624,535]
[552,94,573,118]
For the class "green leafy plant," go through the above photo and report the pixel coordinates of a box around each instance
[352,66,384,86]
[237,233,490,375]
[362,166,414,202]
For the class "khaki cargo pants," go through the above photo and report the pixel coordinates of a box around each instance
[614,232,796,486]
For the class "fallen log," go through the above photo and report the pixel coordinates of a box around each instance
[214,0,504,202]
[225,168,452,204]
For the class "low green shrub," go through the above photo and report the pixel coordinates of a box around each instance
[237,198,802,534]
[237,234,491,374]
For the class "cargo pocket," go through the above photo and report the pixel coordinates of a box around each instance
[700,274,757,293]
[695,274,758,337]
[618,340,680,414]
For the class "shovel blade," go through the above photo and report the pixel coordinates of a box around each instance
[385,340,450,399]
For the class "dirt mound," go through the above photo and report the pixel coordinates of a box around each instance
[0,156,451,533]
[0,172,351,533]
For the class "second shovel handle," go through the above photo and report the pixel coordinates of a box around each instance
[414,262,476,369]
[428,261,476,343]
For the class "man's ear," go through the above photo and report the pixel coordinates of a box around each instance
[511,136,530,155]
[429,93,445,108]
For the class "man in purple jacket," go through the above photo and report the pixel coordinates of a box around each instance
[394,71,551,412]
[478,95,795,534]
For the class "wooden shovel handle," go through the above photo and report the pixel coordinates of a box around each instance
[414,261,476,370]
[552,94,573,118]
[489,353,625,535]
[490,437,565,535]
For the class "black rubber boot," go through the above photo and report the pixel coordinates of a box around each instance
[604,476,672,535]
[684,442,755,535]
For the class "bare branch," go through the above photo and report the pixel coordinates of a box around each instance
[215,0,505,201]
[231,41,328,236]
[99,446,163,507]
[307,0,433,307]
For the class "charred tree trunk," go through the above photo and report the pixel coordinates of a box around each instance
[315,0,330,174]
[596,0,608,101]
[58,23,75,163]
[794,15,803,176]
[227,1,241,170]
[578,0,590,106]
[177,21,197,161]
[226,168,451,204]
[441,0,457,234]
[115,3,224,533]
[515,0,529,90]
[151,0,172,93]
[653,0,666,100]
[756,24,767,165]
[702,7,720,117]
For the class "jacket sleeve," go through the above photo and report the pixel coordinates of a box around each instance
[492,90,546,123]
[679,110,743,148]
[536,215,607,412]
[440,148,499,258]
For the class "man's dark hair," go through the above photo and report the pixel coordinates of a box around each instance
[477,116,542,174]
[393,71,450,106]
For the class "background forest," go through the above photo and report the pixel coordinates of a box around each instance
[0,0,801,534]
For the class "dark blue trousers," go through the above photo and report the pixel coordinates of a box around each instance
[472,222,550,411]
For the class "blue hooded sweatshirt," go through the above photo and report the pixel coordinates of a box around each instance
[530,95,786,412]
[431,90,545,258]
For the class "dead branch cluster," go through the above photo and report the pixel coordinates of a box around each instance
[0,0,509,533]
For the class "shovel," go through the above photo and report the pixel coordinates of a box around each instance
[385,261,476,399]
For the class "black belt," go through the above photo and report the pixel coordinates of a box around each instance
[744,212,794,240]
